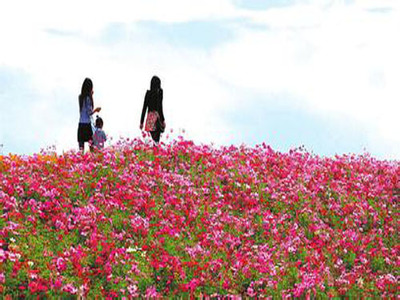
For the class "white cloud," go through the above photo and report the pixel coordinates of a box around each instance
[210,1,400,158]
[0,0,399,158]
[0,0,238,32]
[0,0,236,153]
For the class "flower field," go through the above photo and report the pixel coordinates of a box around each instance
[0,138,399,298]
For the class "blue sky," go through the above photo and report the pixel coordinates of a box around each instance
[235,0,295,10]
[0,0,399,159]
[224,90,371,156]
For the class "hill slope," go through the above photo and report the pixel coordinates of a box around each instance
[0,138,399,298]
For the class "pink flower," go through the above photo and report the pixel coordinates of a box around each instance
[54,278,63,289]
[145,286,158,298]
[247,286,257,297]
[0,249,6,263]
[62,284,77,294]
[56,257,67,272]
[0,137,398,297]
[127,284,139,296]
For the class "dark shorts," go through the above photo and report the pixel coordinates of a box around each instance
[77,123,93,143]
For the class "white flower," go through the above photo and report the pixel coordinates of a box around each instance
[126,246,141,253]
[128,284,138,295]
[357,278,364,287]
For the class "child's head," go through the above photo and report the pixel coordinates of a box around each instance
[95,116,104,129]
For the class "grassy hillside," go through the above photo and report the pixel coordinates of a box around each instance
[0,138,398,298]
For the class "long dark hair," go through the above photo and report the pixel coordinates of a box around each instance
[150,76,161,92]
[149,76,162,103]
[79,78,93,111]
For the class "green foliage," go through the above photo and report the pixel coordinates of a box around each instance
[370,255,386,273]
[343,250,356,270]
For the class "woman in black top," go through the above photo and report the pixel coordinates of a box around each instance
[140,76,165,143]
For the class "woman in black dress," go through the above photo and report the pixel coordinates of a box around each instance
[140,76,165,143]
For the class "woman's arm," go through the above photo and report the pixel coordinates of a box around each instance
[86,97,101,115]
[140,91,149,129]
[158,89,165,123]
[91,107,101,115]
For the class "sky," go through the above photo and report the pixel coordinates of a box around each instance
[0,0,399,160]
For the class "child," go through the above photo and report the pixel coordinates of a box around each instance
[92,116,107,150]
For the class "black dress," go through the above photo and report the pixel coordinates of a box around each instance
[141,89,164,142]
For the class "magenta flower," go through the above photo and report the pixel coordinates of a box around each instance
[0,137,398,297]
